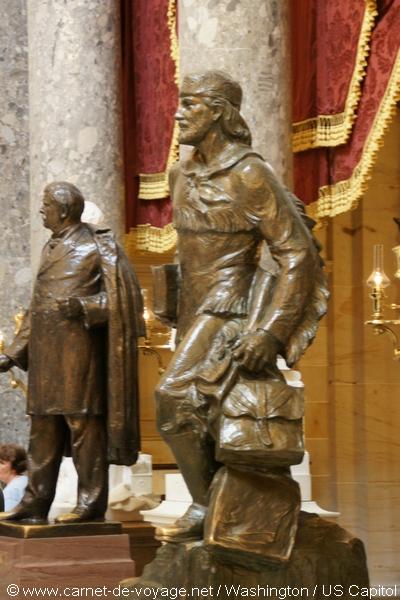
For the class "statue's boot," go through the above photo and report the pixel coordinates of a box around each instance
[0,504,47,524]
[55,506,105,524]
[156,502,207,543]
[155,430,220,543]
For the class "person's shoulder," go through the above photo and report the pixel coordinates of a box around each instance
[5,474,27,493]
[79,224,120,265]
[82,223,114,244]
[14,474,28,489]
[234,154,276,191]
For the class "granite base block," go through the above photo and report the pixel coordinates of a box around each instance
[0,533,135,596]
[123,513,369,599]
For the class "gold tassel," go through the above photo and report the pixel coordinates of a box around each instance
[125,223,177,254]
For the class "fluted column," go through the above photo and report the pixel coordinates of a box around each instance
[27,0,125,269]
[179,0,292,184]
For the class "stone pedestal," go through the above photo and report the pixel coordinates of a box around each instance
[123,513,369,598]
[0,532,135,596]
[122,522,161,577]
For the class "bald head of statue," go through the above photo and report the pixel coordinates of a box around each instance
[41,182,85,233]
[45,182,85,221]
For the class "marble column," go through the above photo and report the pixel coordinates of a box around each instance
[178,0,292,185]
[27,0,125,269]
[0,0,31,445]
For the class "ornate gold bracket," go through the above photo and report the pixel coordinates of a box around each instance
[139,339,170,375]
[365,318,400,360]
[138,289,172,375]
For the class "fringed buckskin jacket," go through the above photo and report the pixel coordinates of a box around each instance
[171,143,328,367]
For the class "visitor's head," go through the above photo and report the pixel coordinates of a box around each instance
[0,444,27,485]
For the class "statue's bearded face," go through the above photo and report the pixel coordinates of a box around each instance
[175,91,217,146]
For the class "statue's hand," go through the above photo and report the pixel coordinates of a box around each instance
[0,354,14,372]
[56,297,83,320]
[232,330,281,373]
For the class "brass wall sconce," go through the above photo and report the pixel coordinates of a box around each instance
[138,289,172,375]
[0,309,28,395]
[365,244,400,359]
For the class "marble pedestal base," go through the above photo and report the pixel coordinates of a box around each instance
[123,513,369,598]
[0,532,135,597]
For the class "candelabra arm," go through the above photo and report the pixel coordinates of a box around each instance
[139,341,167,375]
[365,319,400,359]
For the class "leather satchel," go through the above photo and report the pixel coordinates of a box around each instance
[215,374,304,469]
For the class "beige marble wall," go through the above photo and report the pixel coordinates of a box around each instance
[301,109,400,586]
[27,0,125,269]
[179,0,292,184]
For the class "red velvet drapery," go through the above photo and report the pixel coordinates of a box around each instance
[292,0,400,217]
[292,0,376,151]
[121,0,178,251]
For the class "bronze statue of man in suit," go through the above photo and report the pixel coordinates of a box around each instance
[154,71,328,562]
[0,182,145,524]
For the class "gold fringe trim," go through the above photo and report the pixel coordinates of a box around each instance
[292,0,378,152]
[167,0,179,85]
[316,49,400,218]
[138,0,180,201]
[138,172,169,200]
[166,0,180,178]
[125,223,177,253]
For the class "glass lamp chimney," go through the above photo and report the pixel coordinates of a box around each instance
[367,244,390,290]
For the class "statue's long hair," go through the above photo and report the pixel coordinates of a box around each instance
[203,95,252,146]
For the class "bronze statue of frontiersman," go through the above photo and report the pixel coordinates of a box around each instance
[0,182,145,524]
[154,71,329,564]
